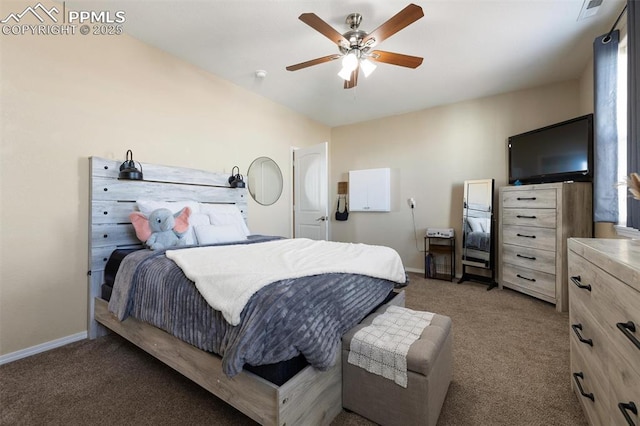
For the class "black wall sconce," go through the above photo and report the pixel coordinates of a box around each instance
[118,150,143,180]
[228,166,245,188]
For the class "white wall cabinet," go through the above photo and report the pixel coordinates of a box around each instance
[349,168,390,212]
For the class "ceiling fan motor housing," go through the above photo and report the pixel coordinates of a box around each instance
[340,30,368,55]
[346,12,362,30]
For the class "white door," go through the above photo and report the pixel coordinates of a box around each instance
[293,142,328,240]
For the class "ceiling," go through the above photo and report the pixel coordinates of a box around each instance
[68,0,625,127]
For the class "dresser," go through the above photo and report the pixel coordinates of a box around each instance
[498,182,592,312]
[568,238,640,426]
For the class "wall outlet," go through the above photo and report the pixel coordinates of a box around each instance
[408,198,416,208]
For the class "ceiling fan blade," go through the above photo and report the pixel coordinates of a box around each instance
[286,54,341,71]
[299,13,349,48]
[362,4,424,48]
[370,50,423,68]
[344,66,359,89]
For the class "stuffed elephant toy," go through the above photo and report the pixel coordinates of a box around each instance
[130,207,191,250]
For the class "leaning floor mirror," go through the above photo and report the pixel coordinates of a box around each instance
[459,178,497,290]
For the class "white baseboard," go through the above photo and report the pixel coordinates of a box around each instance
[406,267,463,281]
[0,331,87,366]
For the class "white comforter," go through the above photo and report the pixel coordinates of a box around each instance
[165,238,406,326]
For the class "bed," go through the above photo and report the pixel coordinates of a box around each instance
[87,156,406,425]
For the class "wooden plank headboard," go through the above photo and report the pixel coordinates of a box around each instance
[87,156,248,338]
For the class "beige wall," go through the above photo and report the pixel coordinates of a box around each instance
[330,81,581,272]
[0,1,330,356]
[0,0,597,358]
[579,61,595,116]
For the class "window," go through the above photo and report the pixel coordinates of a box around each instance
[617,34,628,227]
[614,26,640,238]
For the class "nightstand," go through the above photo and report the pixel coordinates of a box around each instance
[424,236,455,281]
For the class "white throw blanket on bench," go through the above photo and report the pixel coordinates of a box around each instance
[166,238,406,326]
[348,305,434,388]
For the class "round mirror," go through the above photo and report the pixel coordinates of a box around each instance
[247,157,283,206]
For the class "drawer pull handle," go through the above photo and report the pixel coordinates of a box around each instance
[572,372,594,402]
[516,197,537,201]
[516,274,536,282]
[571,324,593,346]
[616,321,640,350]
[516,233,536,239]
[618,401,638,426]
[516,215,537,219]
[570,275,591,292]
[516,254,536,261]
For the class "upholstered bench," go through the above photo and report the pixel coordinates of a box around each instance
[342,302,453,426]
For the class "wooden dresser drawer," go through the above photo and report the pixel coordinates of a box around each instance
[568,238,640,426]
[569,302,608,369]
[501,263,555,299]
[593,269,640,376]
[568,251,599,316]
[571,339,610,426]
[502,188,557,209]
[609,351,640,426]
[502,225,556,252]
[502,244,555,274]
[501,208,557,228]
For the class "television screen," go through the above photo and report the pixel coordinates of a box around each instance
[508,114,593,184]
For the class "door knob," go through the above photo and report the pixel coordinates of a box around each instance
[316,216,328,222]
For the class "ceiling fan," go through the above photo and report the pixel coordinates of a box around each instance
[286,3,424,89]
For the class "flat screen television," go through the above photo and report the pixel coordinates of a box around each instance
[508,114,593,185]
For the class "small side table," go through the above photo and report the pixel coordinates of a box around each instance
[424,236,455,281]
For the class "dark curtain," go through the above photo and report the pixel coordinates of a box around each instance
[628,0,640,230]
[593,30,619,222]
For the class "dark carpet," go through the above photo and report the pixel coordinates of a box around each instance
[0,273,587,425]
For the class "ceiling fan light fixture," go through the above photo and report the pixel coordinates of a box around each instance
[338,66,353,81]
[360,58,377,77]
[341,51,359,71]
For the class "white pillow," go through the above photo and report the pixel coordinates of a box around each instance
[194,224,247,245]
[189,213,211,244]
[467,217,485,233]
[198,203,250,236]
[136,200,201,245]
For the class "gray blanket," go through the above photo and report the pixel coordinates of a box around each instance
[108,237,396,377]
[466,231,490,252]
